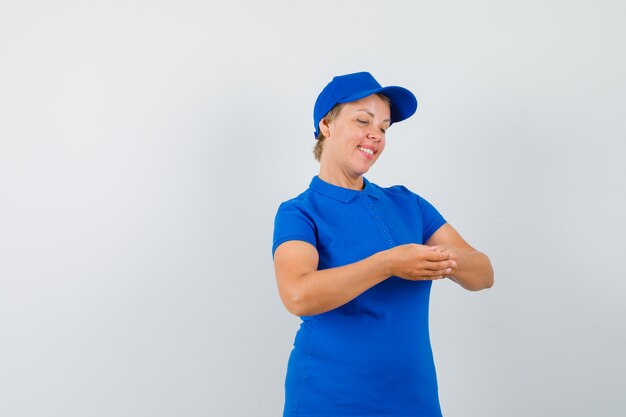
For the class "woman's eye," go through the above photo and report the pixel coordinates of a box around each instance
[357,119,368,125]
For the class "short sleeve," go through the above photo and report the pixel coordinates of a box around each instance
[415,193,446,243]
[272,201,318,257]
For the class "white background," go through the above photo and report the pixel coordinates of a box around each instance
[1,1,625,416]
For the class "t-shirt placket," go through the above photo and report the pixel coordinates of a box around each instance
[360,193,395,248]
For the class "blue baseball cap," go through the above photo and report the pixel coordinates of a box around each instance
[313,71,418,138]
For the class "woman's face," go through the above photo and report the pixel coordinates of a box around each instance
[322,94,391,179]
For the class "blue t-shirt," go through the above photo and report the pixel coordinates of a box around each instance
[273,176,447,417]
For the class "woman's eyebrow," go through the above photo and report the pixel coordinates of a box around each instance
[356,109,391,123]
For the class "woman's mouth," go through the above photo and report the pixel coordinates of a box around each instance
[357,146,374,159]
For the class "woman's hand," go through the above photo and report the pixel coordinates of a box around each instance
[430,244,460,277]
[384,244,458,281]
[426,224,494,290]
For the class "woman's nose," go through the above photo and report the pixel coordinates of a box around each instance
[368,128,382,141]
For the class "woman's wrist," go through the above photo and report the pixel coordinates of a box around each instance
[374,248,394,278]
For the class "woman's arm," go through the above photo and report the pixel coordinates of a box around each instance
[274,240,455,316]
[425,223,494,291]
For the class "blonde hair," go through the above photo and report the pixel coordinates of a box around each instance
[313,93,391,162]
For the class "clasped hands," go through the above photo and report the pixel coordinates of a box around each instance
[384,243,458,281]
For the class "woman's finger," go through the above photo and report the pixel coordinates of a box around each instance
[427,268,451,277]
[424,260,456,272]
[422,275,442,281]
[423,250,451,262]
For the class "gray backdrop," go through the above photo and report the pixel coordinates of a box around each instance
[1,1,625,416]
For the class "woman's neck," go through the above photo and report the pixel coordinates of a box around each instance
[318,164,364,191]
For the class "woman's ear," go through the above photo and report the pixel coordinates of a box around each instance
[318,118,331,138]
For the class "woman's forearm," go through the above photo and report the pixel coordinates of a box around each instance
[276,242,455,316]
[285,251,391,316]
[447,249,494,291]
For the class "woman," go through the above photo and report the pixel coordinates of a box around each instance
[272,71,493,417]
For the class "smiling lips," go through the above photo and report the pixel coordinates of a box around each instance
[357,146,375,159]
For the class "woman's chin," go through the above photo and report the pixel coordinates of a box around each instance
[351,165,372,178]
[354,160,376,176]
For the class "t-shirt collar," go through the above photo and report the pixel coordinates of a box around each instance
[309,176,381,203]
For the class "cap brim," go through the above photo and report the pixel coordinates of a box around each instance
[337,86,418,124]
